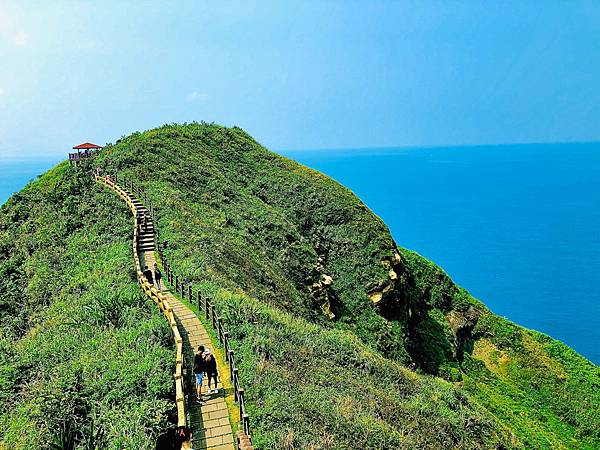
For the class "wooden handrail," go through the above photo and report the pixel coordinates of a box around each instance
[100,174,254,448]
[94,175,187,431]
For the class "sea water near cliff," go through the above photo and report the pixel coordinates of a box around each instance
[282,142,600,364]
[1,143,599,363]
[0,157,62,205]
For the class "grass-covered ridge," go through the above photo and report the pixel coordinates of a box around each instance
[0,163,175,448]
[89,122,599,448]
[2,122,598,448]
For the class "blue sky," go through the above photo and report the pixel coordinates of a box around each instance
[0,1,599,159]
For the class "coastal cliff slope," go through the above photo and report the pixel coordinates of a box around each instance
[1,122,598,449]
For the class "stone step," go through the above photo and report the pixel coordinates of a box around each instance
[191,432,234,449]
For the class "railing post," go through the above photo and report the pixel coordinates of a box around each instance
[211,304,217,329]
[197,290,202,312]
[188,285,192,302]
[205,296,210,320]
[224,332,230,361]
[217,317,224,343]
[231,356,236,384]
[238,387,244,415]
[175,275,179,294]
[243,414,250,437]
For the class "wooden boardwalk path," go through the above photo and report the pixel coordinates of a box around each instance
[128,191,235,450]
[96,175,236,450]
[143,251,235,450]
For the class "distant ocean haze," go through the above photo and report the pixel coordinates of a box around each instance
[1,143,599,363]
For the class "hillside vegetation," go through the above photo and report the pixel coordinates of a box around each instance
[1,122,598,449]
[0,164,175,448]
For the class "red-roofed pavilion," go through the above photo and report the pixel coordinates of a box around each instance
[73,142,102,150]
[69,142,103,165]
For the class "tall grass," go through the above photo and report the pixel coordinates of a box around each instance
[0,163,174,448]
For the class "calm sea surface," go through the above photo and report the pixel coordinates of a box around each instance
[282,143,600,364]
[2,143,599,363]
[0,158,62,205]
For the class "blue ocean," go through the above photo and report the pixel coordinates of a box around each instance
[2,143,599,363]
[282,142,600,364]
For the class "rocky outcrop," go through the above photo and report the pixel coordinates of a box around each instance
[365,248,483,373]
[367,251,405,304]
[309,256,336,319]
[313,273,336,319]
[447,306,481,363]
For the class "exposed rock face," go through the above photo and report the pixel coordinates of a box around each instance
[309,257,336,319]
[365,247,483,374]
[367,251,404,305]
[447,306,481,363]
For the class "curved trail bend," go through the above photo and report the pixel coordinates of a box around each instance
[96,175,235,450]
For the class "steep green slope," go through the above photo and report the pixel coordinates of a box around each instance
[0,164,174,448]
[89,122,598,448]
[2,122,598,449]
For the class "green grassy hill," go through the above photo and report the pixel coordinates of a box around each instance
[1,122,598,449]
[0,166,174,448]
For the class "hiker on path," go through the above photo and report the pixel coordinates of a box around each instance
[136,211,143,235]
[143,265,154,285]
[154,263,162,290]
[204,350,218,394]
[194,345,207,402]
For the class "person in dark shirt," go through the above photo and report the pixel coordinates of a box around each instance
[143,265,154,285]
[204,350,218,394]
[194,345,206,402]
[154,263,162,290]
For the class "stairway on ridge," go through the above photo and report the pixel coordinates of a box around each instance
[123,189,155,252]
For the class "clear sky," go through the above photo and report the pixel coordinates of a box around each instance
[0,1,599,159]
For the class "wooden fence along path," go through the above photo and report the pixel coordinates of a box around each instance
[95,175,253,450]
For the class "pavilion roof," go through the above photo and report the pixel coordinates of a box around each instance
[73,142,102,150]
